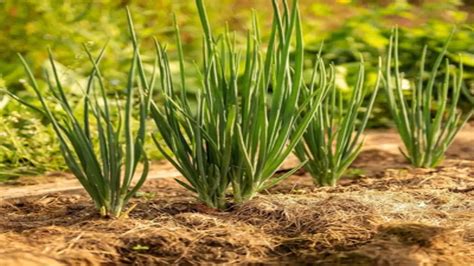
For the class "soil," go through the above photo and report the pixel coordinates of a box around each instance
[0,124,472,265]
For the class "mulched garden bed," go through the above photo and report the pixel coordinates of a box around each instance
[0,125,472,265]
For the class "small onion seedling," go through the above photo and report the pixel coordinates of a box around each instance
[295,54,382,186]
[7,8,152,218]
[383,28,473,168]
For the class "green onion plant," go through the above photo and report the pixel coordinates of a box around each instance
[384,29,473,168]
[7,8,152,218]
[295,55,381,186]
[150,0,326,209]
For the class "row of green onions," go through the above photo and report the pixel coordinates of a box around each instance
[5,0,471,216]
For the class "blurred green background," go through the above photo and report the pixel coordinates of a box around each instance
[0,0,473,180]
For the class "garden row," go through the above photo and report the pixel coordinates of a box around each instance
[3,0,472,218]
[1,0,473,180]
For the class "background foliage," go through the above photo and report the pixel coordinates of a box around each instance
[0,0,473,179]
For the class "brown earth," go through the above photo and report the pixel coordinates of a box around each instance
[0,124,472,265]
